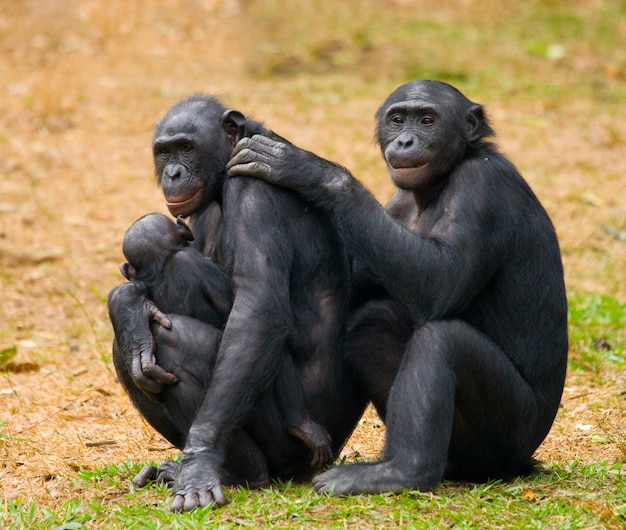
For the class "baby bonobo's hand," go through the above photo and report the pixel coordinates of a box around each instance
[108,283,177,401]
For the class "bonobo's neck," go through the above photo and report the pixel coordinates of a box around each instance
[412,179,448,214]
[245,118,291,145]
[190,201,223,257]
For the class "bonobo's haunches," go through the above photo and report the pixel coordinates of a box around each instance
[227,80,568,496]
[119,212,334,472]
[108,95,366,511]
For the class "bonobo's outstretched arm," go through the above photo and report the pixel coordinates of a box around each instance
[107,282,177,400]
[226,136,503,324]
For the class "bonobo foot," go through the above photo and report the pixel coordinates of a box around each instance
[132,459,180,489]
[288,419,333,470]
[312,460,439,496]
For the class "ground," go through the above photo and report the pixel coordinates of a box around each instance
[0,0,624,511]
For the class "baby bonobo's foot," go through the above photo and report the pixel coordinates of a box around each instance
[132,459,180,489]
[288,418,333,469]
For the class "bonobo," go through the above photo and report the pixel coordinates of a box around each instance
[107,95,366,511]
[120,212,333,468]
[227,80,569,496]
[121,213,231,328]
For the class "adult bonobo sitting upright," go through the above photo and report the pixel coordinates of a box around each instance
[119,212,334,469]
[108,95,366,510]
[227,80,569,496]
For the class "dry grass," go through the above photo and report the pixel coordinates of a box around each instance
[0,0,625,514]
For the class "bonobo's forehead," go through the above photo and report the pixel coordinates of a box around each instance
[155,99,221,139]
[156,108,203,137]
[382,80,474,111]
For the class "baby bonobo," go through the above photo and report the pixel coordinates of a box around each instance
[120,212,333,469]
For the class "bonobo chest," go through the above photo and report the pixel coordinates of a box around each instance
[385,188,442,233]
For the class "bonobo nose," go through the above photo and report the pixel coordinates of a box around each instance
[396,132,415,148]
[166,164,183,179]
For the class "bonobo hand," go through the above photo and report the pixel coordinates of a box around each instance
[170,450,228,512]
[108,282,178,399]
[226,134,339,193]
[226,135,294,187]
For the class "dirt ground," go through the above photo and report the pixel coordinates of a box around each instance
[0,0,625,510]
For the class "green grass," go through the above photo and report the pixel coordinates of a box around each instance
[2,293,624,528]
[2,460,625,528]
[568,293,626,372]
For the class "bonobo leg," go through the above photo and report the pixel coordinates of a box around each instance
[113,314,269,489]
[113,315,219,448]
[313,319,540,496]
[345,298,412,419]
[275,355,332,470]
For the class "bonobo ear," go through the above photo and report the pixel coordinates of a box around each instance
[119,262,136,281]
[176,215,195,242]
[465,104,494,143]
[220,109,247,146]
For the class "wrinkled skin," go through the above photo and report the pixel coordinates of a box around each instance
[108,95,366,510]
[227,80,568,496]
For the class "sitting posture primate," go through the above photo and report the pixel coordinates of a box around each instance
[120,212,333,468]
[227,80,569,496]
[108,95,366,511]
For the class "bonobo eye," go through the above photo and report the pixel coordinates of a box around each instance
[390,114,405,125]
[154,146,169,157]
[181,143,194,153]
[420,116,435,126]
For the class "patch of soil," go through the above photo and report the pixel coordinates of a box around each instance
[0,0,624,511]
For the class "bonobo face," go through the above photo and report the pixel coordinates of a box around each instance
[153,103,233,218]
[375,80,485,191]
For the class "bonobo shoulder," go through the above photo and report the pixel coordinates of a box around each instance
[223,172,294,224]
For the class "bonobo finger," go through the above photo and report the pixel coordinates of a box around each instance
[141,352,178,385]
[249,133,281,147]
[228,135,252,158]
[198,489,214,508]
[226,161,272,179]
[211,485,229,507]
[132,465,157,488]
[147,304,171,329]
[183,491,201,512]
[130,355,164,396]
[170,493,185,512]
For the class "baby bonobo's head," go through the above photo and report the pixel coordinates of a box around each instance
[121,213,193,279]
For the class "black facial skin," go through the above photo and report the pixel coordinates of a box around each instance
[107,95,366,511]
[227,80,568,497]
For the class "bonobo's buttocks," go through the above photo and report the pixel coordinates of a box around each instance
[227,80,568,496]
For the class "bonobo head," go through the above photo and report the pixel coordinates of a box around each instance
[120,213,194,281]
[375,80,495,191]
[153,95,248,218]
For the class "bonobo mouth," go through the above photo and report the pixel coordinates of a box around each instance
[165,187,205,217]
[390,164,427,178]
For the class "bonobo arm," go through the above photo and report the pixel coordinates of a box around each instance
[107,282,177,399]
[170,178,293,512]
[227,135,506,322]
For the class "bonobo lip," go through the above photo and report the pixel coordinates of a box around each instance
[390,161,427,170]
[165,187,205,217]
[390,164,427,178]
